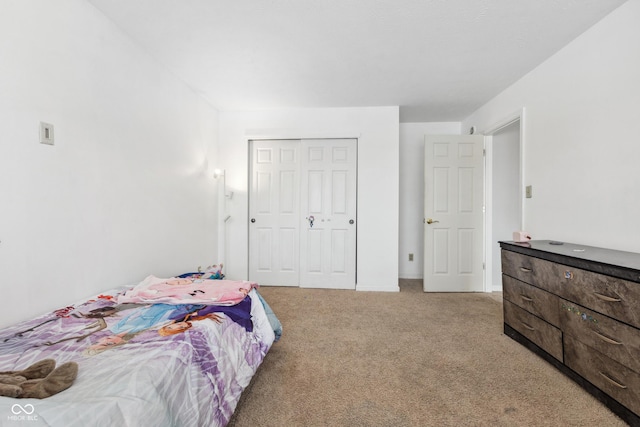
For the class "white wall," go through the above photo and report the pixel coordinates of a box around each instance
[398,122,461,279]
[463,0,640,253]
[0,1,219,328]
[219,107,400,291]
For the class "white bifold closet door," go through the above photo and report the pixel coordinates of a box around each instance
[249,139,357,289]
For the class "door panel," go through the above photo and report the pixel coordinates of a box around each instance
[256,228,272,270]
[307,229,323,273]
[279,228,296,271]
[308,171,324,213]
[300,139,357,289]
[433,229,449,273]
[256,172,271,213]
[280,171,296,213]
[424,135,484,292]
[331,229,348,273]
[332,171,348,213]
[249,140,300,286]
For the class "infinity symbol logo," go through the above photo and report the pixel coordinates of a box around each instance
[11,404,35,415]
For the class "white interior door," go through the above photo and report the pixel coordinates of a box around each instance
[249,140,300,286]
[423,135,484,292]
[300,139,357,289]
[249,138,357,288]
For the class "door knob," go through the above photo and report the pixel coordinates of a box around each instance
[250,218,256,223]
[425,218,439,224]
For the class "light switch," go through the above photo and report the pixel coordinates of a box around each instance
[525,185,532,198]
[40,122,54,145]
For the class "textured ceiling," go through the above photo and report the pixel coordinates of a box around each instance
[88,0,627,122]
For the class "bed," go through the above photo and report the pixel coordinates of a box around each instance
[0,272,281,426]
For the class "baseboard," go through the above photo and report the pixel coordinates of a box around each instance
[398,274,423,280]
[356,284,400,292]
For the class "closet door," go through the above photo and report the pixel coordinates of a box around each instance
[249,140,300,286]
[248,138,357,288]
[300,139,357,289]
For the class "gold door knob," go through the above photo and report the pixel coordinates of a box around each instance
[425,218,439,224]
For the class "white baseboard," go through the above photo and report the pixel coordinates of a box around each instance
[356,284,400,292]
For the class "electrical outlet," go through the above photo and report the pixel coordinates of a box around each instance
[409,253,414,261]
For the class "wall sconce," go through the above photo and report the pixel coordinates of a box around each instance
[213,169,234,199]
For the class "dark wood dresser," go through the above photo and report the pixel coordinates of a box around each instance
[500,240,640,426]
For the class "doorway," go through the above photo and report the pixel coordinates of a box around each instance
[248,138,358,289]
[484,115,523,292]
[422,113,523,293]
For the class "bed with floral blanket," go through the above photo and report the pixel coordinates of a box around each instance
[0,276,278,426]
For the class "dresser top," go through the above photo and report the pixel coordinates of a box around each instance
[499,240,640,282]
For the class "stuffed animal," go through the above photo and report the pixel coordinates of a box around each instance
[0,359,78,399]
[186,263,225,280]
[203,263,224,279]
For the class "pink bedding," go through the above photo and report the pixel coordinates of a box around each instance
[116,276,258,306]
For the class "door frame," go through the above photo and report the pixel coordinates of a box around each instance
[247,137,359,288]
[481,108,526,292]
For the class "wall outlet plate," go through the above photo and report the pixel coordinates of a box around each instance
[40,122,54,145]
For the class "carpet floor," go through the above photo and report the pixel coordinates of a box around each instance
[229,280,627,426]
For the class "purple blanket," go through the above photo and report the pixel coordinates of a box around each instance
[0,288,275,426]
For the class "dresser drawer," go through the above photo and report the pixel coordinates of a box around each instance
[553,264,640,329]
[503,275,560,327]
[559,299,640,374]
[565,335,640,416]
[501,250,560,294]
[503,299,563,361]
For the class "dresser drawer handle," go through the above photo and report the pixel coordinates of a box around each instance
[519,267,532,273]
[519,321,535,331]
[593,292,622,303]
[519,294,533,302]
[593,331,623,346]
[598,371,627,389]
